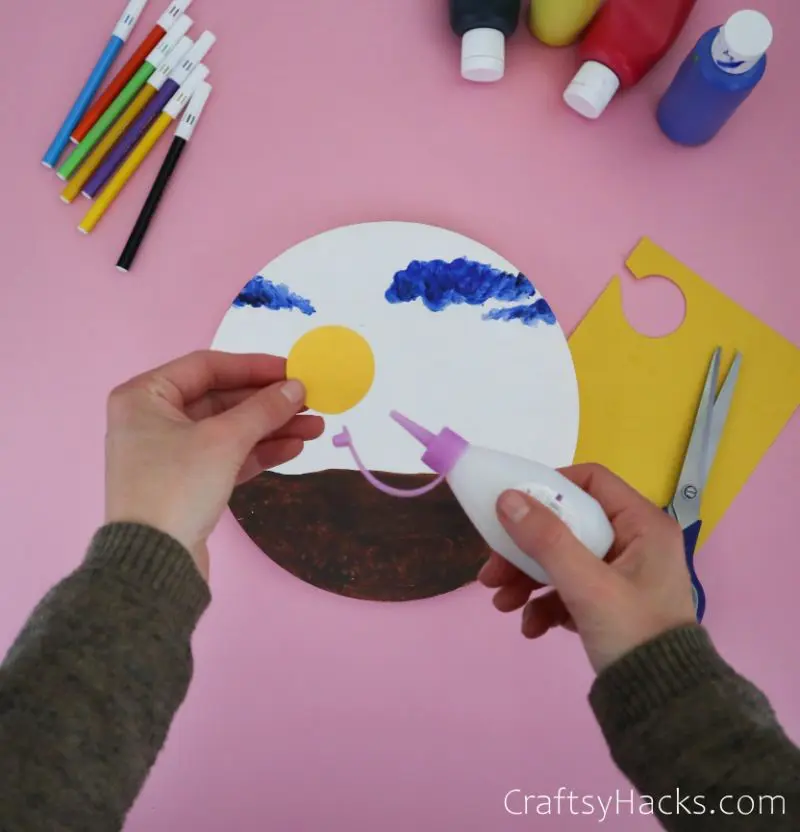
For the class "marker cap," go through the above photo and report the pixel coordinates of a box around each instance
[164,64,209,119]
[150,35,193,89]
[113,0,149,42]
[170,31,216,86]
[563,60,621,120]
[175,81,211,140]
[157,0,193,31]
[461,28,505,82]
[720,10,773,63]
[145,14,193,66]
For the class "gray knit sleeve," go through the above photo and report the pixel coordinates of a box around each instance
[590,625,800,830]
[0,523,210,832]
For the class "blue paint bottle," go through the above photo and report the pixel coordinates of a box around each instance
[657,10,773,146]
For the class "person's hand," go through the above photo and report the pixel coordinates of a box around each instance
[104,350,325,581]
[478,464,697,673]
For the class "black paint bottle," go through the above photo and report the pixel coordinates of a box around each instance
[449,0,521,82]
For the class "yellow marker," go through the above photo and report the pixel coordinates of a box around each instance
[78,64,209,234]
[287,326,375,415]
[61,85,156,204]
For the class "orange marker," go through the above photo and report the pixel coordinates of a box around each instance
[70,0,193,144]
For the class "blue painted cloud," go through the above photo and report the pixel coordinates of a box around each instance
[385,258,536,312]
[483,299,556,327]
[232,276,316,315]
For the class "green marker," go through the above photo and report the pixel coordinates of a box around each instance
[57,16,192,182]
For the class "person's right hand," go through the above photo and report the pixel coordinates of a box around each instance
[478,464,697,673]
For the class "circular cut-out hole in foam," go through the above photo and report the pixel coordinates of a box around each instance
[620,273,687,338]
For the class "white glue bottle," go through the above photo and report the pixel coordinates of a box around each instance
[333,411,614,585]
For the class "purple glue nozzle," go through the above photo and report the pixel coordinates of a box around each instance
[332,412,470,499]
[389,411,435,446]
[390,410,469,477]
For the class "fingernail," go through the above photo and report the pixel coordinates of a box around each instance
[499,491,530,524]
[281,380,305,405]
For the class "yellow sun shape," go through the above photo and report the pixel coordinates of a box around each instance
[287,325,375,414]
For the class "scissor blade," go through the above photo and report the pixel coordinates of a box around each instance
[704,352,742,483]
[671,348,720,525]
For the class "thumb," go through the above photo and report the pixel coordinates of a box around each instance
[496,490,615,607]
[210,379,306,453]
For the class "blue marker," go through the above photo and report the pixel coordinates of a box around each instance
[657,10,773,147]
[42,0,150,168]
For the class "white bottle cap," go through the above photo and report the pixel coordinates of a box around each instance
[722,10,773,62]
[461,28,506,83]
[563,60,621,119]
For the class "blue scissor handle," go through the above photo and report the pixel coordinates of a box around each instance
[681,520,705,623]
[664,509,705,623]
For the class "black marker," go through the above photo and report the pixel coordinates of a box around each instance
[116,80,212,272]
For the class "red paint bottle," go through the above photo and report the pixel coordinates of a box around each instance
[563,0,698,119]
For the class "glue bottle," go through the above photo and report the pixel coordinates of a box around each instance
[333,411,615,585]
[449,0,522,82]
[656,10,773,146]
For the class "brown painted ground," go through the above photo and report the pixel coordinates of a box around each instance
[229,470,490,601]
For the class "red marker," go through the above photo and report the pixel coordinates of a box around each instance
[70,0,193,144]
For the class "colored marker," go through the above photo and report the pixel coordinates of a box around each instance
[71,0,194,145]
[83,31,216,198]
[42,0,149,168]
[117,82,212,271]
[58,17,193,182]
[79,65,209,234]
[60,36,194,204]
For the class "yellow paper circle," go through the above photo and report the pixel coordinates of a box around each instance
[287,326,375,415]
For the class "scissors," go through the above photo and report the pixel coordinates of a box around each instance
[665,347,742,623]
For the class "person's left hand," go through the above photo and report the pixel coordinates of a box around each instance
[104,350,325,580]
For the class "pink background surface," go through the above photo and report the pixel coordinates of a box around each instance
[1,0,798,829]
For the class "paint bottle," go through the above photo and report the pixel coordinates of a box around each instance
[529,0,605,48]
[449,0,522,82]
[333,412,615,585]
[656,10,773,146]
[563,0,697,119]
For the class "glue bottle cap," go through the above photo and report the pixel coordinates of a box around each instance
[461,28,506,82]
[563,61,621,120]
[721,10,773,64]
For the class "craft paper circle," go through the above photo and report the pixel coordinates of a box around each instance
[211,222,579,602]
[287,325,376,414]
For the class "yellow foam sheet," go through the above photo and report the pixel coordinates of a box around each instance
[569,237,800,549]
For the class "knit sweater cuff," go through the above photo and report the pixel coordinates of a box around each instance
[589,625,735,737]
[84,523,211,634]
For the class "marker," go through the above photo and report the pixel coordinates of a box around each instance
[57,17,193,182]
[42,0,149,168]
[60,36,194,204]
[79,65,209,234]
[116,82,211,271]
[71,1,194,145]
[83,31,215,198]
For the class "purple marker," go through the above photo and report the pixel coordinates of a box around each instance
[84,30,215,198]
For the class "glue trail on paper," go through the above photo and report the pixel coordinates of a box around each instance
[385,258,535,312]
[233,276,316,315]
[483,299,556,326]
